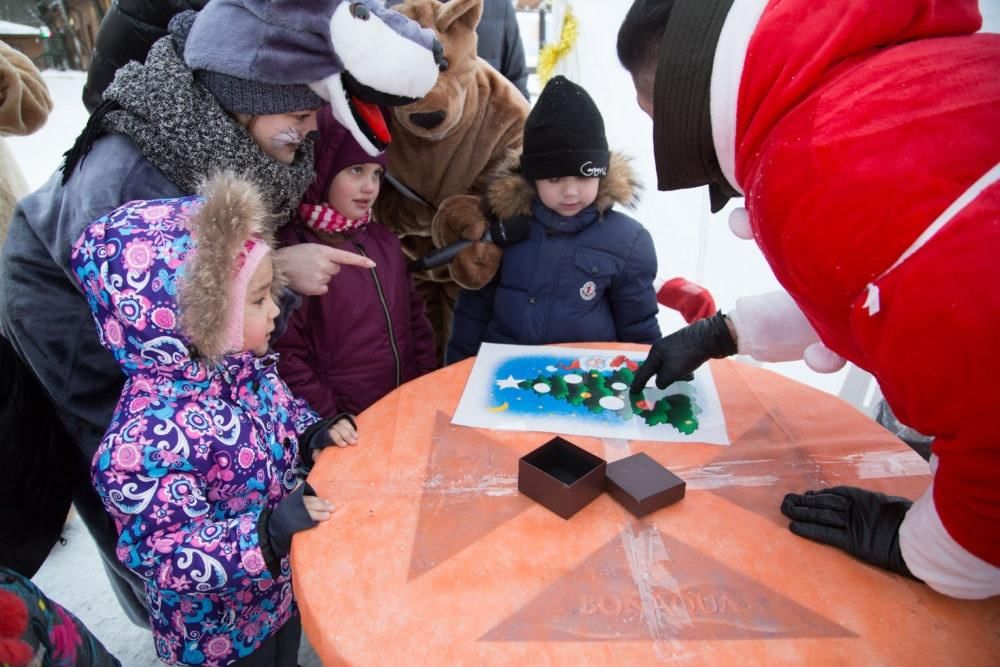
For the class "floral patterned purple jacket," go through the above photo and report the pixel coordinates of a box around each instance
[71,196,319,666]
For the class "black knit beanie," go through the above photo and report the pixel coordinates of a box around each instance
[521,76,610,180]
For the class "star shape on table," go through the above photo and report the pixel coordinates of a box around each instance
[495,375,523,390]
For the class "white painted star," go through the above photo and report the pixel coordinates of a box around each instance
[495,374,523,390]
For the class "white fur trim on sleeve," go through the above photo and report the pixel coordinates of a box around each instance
[709,0,769,195]
[900,470,1000,599]
[728,290,819,362]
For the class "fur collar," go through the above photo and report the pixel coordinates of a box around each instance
[486,150,642,220]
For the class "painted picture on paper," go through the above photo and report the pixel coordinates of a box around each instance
[452,343,729,445]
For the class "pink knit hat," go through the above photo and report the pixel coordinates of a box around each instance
[224,238,272,353]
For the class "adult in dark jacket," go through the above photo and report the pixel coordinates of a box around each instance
[447,76,660,363]
[389,0,529,98]
[276,108,438,420]
[82,0,209,113]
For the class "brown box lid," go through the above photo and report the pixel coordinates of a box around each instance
[518,437,606,519]
[604,452,685,517]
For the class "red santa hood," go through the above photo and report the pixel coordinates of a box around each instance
[714,0,983,196]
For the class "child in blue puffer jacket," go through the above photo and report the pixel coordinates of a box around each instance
[70,174,347,666]
[447,76,661,363]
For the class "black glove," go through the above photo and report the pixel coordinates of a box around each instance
[265,482,318,558]
[630,311,737,392]
[781,486,917,579]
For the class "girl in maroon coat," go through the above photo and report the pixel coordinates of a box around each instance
[275,108,437,444]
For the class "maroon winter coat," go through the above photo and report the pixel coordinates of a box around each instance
[275,222,438,418]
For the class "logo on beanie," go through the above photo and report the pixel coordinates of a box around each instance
[579,161,607,177]
[580,281,597,301]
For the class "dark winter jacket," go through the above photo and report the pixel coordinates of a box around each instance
[447,153,660,363]
[1,135,181,455]
[0,335,76,578]
[275,222,437,418]
[387,0,529,98]
[82,0,209,112]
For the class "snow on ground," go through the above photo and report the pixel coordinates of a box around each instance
[10,5,998,663]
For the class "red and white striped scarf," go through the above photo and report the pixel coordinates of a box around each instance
[297,202,371,234]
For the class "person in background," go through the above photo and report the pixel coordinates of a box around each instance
[81,0,209,113]
[0,37,76,584]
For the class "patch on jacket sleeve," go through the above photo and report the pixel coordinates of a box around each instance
[579,280,597,301]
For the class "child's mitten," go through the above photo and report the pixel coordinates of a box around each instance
[265,483,318,557]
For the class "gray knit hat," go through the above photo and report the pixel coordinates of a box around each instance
[179,0,336,115]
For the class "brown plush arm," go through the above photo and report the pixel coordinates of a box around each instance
[375,182,434,243]
[432,194,502,290]
[0,42,53,136]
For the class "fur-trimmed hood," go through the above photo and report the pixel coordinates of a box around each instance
[71,172,279,385]
[486,150,642,220]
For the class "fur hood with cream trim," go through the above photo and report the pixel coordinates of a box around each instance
[71,172,283,373]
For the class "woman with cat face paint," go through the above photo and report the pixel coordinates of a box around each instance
[0,0,377,629]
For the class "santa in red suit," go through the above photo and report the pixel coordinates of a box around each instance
[618,0,999,598]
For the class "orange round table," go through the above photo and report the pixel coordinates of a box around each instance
[294,347,1000,665]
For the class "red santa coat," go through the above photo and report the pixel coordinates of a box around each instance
[655,0,999,597]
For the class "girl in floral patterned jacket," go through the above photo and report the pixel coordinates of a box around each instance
[70,173,346,666]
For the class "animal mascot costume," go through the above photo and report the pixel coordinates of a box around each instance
[622,0,999,598]
[376,0,530,353]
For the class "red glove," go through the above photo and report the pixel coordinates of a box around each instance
[656,277,716,323]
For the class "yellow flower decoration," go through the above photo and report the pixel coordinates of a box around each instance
[538,5,579,86]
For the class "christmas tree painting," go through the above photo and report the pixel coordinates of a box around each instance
[515,355,700,435]
[632,393,698,435]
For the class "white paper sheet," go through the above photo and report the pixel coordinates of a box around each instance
[452,343,730,445]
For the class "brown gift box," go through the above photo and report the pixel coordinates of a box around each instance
[517,437,606,519]
[604,452,685,517]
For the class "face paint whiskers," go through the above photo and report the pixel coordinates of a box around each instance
[270,127,306,153]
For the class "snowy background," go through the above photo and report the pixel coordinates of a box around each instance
[8,2,998,664]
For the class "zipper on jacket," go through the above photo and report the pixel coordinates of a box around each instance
[353,243,402,387]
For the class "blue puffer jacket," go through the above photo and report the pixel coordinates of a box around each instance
[447,153,660,363]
